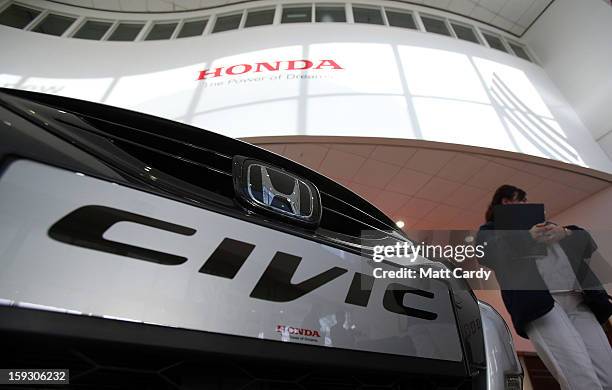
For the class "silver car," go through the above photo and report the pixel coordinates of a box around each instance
[0,88,522,389]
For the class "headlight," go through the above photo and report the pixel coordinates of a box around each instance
[479,301,523,390]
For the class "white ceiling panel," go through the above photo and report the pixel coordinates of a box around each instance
[470,4,497,23]
[424,0,453,8]
[448,0,476,14]
[499,0,534,20]
[479,0,507,13]
[145,0,174,12]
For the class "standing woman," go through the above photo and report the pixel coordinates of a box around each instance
[477,184,612,390]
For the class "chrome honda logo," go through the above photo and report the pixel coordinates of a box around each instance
[250,164,307,217]
[233,157,322,226]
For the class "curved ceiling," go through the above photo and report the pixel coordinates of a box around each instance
[50,0,554,36]
[246,136,611,233]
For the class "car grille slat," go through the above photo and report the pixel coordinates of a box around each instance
[78,115,233,174]
[56,117,233,177]
[81,114,232,159]
[320,192,395,232]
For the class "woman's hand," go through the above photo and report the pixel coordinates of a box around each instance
[529,223,569,244]
[529,223,549,241]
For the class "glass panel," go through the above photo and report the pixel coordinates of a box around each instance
[451,22,479,43]
[352,7,383,25]
[73,20,112,40]
[315,6,346,22]
[32,14,76,36]
[509,42,531,61]
[108,23,144,41]
[145,22,177,40]
[421,16,450,36]
[0,4,41,29]
[245,9,274,27]
[212,13,242,33]
[385,10,416,29]
[483,32,508,52]
[281,6,312,23]
[177,19,207,38]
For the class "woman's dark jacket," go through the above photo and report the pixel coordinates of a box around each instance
[476,222,612,338]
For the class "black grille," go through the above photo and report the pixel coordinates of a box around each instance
[81,115,233,175]
[4,331,473,390]
[68,113,401,248]
[0,88,406,251]
[71,115,401,245]
[80,115,236,200]
[320,192,396,235]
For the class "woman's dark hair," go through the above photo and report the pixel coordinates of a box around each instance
[485,184,527,222]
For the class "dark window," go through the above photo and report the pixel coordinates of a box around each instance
[73,20,112,40]
[177,19,207,38]
[281,6,311,23]
[509,42,531,61]
[145,22,178,40]
[421,16,451,36]
[352,7,383,25]
[315,6,346,22]
[482,32,508,52]
[32,14,76,36]
[451,22,479,43]
[0,4,40,29]
[108,23,144,41]
[212,13,242,33]
[245,9,275,27]
[385,10,416,29]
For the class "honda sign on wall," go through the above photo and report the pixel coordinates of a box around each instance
[1,23,610,172]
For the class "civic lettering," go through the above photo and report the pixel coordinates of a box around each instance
[50,206,437,320]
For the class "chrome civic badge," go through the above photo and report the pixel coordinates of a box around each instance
[233,156,322,226]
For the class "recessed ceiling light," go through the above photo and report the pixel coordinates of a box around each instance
[396,220,405,228]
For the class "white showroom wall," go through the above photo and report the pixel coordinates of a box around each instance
[1,2,611,173]
[524,0,612,160]
[553,186,612,295]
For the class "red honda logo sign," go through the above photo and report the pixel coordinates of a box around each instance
[197,59,344,80]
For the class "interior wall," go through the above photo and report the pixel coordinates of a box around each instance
[1,3,611,173]
[552,187,612,294]
[524,0,612,159]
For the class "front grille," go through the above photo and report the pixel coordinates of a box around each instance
[320,192,397,235]
[1,89,406,252]
[78,115,236,201]
[81,115,233,175]
[4,331,473,390]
